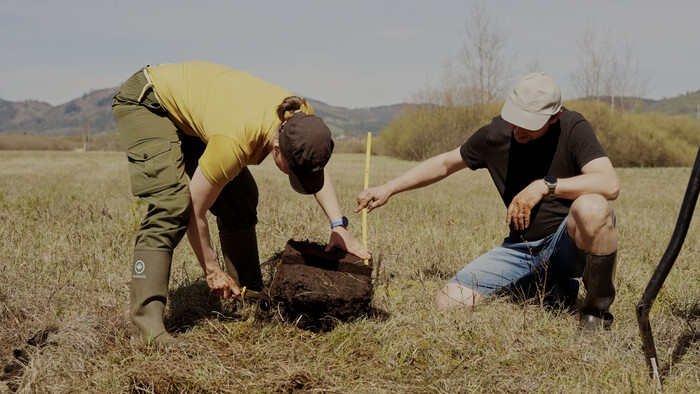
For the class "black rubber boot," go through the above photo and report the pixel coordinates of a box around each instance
[219,226,263,291]
[130,248,178,346]
[544,277,580,310]
[579,250,617,331]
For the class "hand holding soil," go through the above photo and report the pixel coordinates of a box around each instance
[206,268,240,299]
[326,226,371,260]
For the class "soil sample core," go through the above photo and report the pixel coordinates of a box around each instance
[256,240,373,332]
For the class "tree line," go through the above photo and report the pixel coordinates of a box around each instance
[372,4,698,167]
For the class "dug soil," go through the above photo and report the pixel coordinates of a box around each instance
[255,240,374,332]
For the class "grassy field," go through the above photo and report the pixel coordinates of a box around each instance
[0,151,698,392]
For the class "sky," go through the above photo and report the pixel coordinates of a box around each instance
[1,0,698,109]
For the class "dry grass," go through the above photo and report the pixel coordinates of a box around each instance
[0,151,699,392]
[0,133,123,152]
[0,135,79,151]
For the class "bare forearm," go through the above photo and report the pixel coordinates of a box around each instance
[314,170,343,221]
[385,148,467,196]
[356,148,466,213]
[315,170,371,259]
[186,208,219,275]
[188,167,225,275]
[554,157,620,201]
[554,174,619,200]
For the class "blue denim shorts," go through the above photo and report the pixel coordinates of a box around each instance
[448,216,583,296]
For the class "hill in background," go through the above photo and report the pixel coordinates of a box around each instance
[0,88,116,137]
[306,99,407,139]
[642,90,700,117]
[0,88,406,139]
[1,86,698,141]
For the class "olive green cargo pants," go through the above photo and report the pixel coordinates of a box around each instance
[113,68,264,344]
[112,67,259,253]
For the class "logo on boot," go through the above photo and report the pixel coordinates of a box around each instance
[133,259,146,279]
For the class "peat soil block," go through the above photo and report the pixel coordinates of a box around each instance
[255,239,373,332]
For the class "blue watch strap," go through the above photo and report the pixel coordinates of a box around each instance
[330,216,349,229]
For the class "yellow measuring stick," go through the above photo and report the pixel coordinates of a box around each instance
[363,132,372,265]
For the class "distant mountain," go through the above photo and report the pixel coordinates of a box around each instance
[588,90,700,119]
[641,90,700,118]
[0,87,117,137]
[0,88,406,138]
[306,99,407,139]
[3,87,696,139]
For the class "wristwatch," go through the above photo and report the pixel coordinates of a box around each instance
[544,176,557,196]
[330,216,349,229]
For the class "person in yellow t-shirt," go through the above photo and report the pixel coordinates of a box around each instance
[112,61,370,346]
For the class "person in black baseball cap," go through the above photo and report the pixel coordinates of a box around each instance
[113,61,370,346]
[267,99,370,265]
[278,111,334,194]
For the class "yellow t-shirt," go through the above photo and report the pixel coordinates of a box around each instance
[146,61,313,187]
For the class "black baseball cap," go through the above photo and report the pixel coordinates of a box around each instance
[279,112,334,194]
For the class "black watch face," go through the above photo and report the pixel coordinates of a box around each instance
[544,176,557,184]
[342,216,349,226]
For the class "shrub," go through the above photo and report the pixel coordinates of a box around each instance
[379,98,699,167]
[567,100,699,167]
[376,102,501,161]
[333,137,368,154]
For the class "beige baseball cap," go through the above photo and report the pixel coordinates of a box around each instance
[501,72,562,130]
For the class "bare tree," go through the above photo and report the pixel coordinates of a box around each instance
[449,3,512,105]
[394,4,513,160]
[524,56,544,75]
[604,36,649,114]
[571,20,612,101]
[81,121,91,151]
[571,19,649,114]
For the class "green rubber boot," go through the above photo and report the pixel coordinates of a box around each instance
[130,248,178,346]
[219,226,263,291]
[579,250,617,331]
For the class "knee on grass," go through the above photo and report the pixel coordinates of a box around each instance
[435,282,484,311]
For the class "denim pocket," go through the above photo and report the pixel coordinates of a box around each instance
[126,137,178,196]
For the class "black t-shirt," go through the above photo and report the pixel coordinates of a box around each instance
[460,108,606,242]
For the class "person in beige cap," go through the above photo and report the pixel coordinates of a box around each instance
[356,72,619,331]
[113,61,370,346]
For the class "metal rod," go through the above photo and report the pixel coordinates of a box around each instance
[636,146,700,388]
